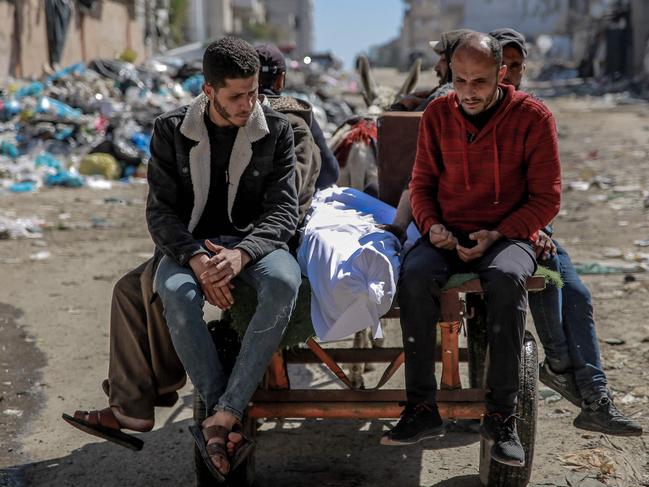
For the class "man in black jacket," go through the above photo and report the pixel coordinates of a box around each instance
[63,41,306,462]
[148,37,301,478]
[64,37,301,478]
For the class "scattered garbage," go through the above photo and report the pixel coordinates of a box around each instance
[560,448,616,478]
[29,251,51,261]
[2,409,23,418]
[574,262,647,275]
[539,388,563,403]
[0,215,44,239]
[619,393,646,404]
[79,153,121,180]
[8,181,38,193]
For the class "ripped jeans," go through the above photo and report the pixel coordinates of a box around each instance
[154,246,301,420]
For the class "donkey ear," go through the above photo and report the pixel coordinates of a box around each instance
[357,55,377,107]
[395,58,421,101]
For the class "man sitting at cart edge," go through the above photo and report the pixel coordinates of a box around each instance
[147,37,300,479]
[381,32,561,468]
[489,27,642,436]
[388,28,641,437]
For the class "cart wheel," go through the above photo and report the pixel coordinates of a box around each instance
[479,330,538,487]
[192,389,257,487]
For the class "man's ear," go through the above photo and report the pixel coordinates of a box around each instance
[202,83,213,98]
[497,64,507,84]
[273,72,285,93]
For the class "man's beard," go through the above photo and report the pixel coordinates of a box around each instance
[212,96,251,127]
[213,97,237,126]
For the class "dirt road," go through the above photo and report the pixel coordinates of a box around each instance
[1,95,648,486]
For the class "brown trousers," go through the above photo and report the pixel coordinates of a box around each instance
[105,257,186,420]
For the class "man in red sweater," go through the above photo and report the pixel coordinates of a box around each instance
[381,32,561,467]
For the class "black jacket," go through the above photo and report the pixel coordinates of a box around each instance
[146,98,298,266]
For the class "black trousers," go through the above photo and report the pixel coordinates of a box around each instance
[398,237,536,414]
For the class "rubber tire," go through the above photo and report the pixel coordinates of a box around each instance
[479,330,538,487]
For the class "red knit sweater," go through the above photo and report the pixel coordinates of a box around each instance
[409,84,561,241]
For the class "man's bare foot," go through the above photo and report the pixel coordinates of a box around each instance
[111,407,154,432]
[227,428,243,457]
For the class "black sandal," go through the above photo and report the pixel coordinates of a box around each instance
[229,422,256,471]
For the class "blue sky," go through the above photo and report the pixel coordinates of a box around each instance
[314,0,403,68]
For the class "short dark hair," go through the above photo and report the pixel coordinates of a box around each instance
[203,37,260,88]
[452,32,503,69]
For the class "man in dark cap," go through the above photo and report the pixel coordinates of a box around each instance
[488,28,527,90]
[391,29,473,111]
[488,27,642,438]
[255,43,339,190]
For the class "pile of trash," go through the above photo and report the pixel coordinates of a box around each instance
[0,57,199,193]
[0,49,364,193]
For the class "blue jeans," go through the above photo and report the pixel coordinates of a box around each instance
[154,243,301,420]
[528,241,608,403]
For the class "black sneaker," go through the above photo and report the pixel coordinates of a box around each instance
[574,396,643,436]
[539,360,582,407]
[380,402,445,445]
[480,413,526,467]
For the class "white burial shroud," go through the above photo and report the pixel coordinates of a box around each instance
[297,187,419,342]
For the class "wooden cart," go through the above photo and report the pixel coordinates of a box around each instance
[194,112,542,487]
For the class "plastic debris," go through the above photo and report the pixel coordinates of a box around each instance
[574,262,646,275]
[29,251,51,261]
[560,448,615,478]
[9,181,38,193]
[0,215,43,239]
[79,153,121,180]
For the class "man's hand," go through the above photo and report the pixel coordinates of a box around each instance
[188,253,230,308]
[534,230,556,261]
[429,224,458,250]
[456,230,502,262]
[200,240,251,288]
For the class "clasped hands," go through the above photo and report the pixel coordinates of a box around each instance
[429,224,501,262]
[189,240,251,310]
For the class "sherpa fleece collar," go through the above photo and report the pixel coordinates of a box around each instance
[179,93,269,232]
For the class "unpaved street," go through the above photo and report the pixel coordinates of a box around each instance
[1,94,649,486]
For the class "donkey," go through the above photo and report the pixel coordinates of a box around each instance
[328,56,420,388]
[329,55,421,196]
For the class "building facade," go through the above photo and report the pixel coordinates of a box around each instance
[265,0,314,58]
